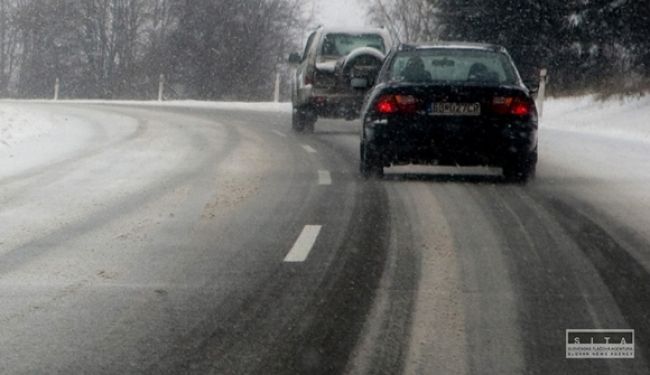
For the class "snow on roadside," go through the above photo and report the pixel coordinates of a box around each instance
[0,104,54,147]
[0,100,290,154]
[544,94,650,143]
[3,96,649,146]
[0,104,98,178]
[162,101,292,112]
[1,99,292,113]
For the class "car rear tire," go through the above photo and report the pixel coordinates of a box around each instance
[503,151,537,183]
[360,142,384,178]
[292,106,316,133]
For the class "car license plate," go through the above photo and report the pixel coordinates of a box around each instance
[430,102,481,116]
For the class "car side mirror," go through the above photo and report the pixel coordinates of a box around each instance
[288,52,301,65]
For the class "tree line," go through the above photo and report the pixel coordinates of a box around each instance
[367,0,650,94]
[0,0,307,100]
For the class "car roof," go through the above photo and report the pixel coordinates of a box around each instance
[398,42,507,53]
[316,26,390,37]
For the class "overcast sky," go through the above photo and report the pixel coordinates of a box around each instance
[312,0,369,28]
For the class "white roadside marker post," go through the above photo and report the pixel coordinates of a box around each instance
[158,74,165,102]
[537,68,548,118]
[54,78,60,101]
[273,71,281,103]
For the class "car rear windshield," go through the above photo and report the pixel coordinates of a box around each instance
[321,33,385,57]
[389,48,519,85]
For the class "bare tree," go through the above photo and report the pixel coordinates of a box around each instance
[75,0,147,98]
[3,0,312,99]
[0,0,20,95]
[365,0,440,42]
[169,0,309,100]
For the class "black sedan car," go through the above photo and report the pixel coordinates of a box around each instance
[359,43,538,182]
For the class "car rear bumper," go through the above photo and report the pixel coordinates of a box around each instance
[308,89,367,119]
[364,115,537,166]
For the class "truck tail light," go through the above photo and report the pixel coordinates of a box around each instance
[304,73,313,86]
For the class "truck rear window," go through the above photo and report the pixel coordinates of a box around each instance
[321,33,385,57]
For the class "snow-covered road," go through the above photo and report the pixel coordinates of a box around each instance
[0,98,649,374]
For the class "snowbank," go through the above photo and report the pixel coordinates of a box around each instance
[170,101,292,112]
[3,96,649,147]
[0,103,53,147]
[544,94,650,143]
[0,99,292,113]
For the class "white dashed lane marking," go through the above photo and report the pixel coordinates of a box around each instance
[301,144,317,154]
[284,225,322,262]
[318,170,332,185]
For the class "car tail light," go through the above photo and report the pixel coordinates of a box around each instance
[376,96,398,114]
[376,95,419,114]
[492,96,532,116]
[510,99,530,116]
[304,70,314,86]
